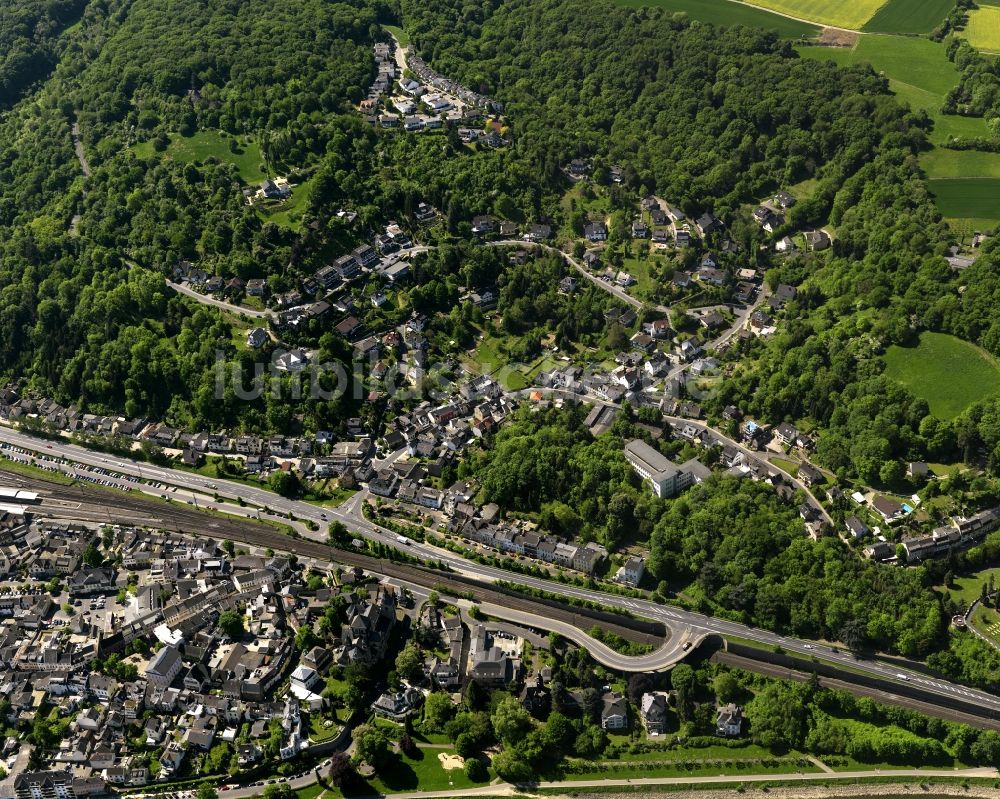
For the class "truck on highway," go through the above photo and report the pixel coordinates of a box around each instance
[396,535,411,545]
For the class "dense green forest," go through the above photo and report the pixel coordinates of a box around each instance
[0,0,998,486]
[0,0,85,107]
[400,0,924,220]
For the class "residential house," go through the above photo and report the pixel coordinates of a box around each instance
[641,692,670,735]
[716,704,743,737]
[471,215,494,235]
[805,229,830,251]
[615,556,645,587]
[873,496,907,524]
[774,422,799,447]
[844,516,870,540]
[601,691,628,730]
[695,213,722,235]
[372,687,423,721]
[585,221,608,242]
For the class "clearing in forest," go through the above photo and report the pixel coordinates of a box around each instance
[884,332,1000,419]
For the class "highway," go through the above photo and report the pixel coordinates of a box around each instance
[1,424,1000,718]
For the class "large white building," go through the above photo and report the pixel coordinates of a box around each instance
[624,439,708,498]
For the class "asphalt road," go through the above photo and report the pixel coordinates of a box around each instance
[165,280,270,319]
[2,424,1000,718]
[474,601,707,672]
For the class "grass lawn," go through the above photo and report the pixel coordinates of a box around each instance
[964,4,1000,51]
[295,784,327,799]
[970,604,1000,648]
[611,0,819,37]
[883,332,1000,419]
[0,454,75,485]
[308,712,342,742]
[256,176,315,230]
[928,178,1000,229]
[937,567,1000,605]
[344,749,489,794]
[770,457,800,476]
[862,0,954,33]
[304,486,356,507]
[622,256,662,300]
[736,0,884,29]
[135,130,265,184]
[383,24,409,47]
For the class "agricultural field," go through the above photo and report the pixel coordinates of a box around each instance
[883,332,1000,419]
[797,36,991,144]
[862,0,954,33]
[133,130,266,184]
[734,0,885,30]
[964,3,1000,52]
[928,178,1000,230]
[920,148,1000,180]
[799,35,1000,226]
[611,0,819,38]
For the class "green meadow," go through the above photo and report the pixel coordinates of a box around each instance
[883,332,1000,419]
[134,130,266,184]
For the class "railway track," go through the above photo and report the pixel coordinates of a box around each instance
[4,468,662,644]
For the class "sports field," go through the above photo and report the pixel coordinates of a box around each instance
[738,0,885,30]
[964,4,1000,52]
[884,332,1000,419]
[862,0,954,33]
[612,0,819,37]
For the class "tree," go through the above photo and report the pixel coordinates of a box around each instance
[394,642,423,683]
[454,732,477,759]
[492,695,533,746]
[424,692,455,732]
[197,783,218,799]
[327,752,355,787]
[82,542,103,567]
[269,470,300,497]
[627,672,658,703]
[542,711,575,752]
[296,625,319,651]
[714,672,741,704]
[217,610,245,640]
[399,734,417,756]
[580,687,602,724]
[491,748,535,782]
[747,683,807,751]
[203,742,231,775]
[671,663,696,722]
[839,619,869,656]
[574,724,607,758]
[353,724,389,767]
[262,785,293,799]
[464,757,488,781]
